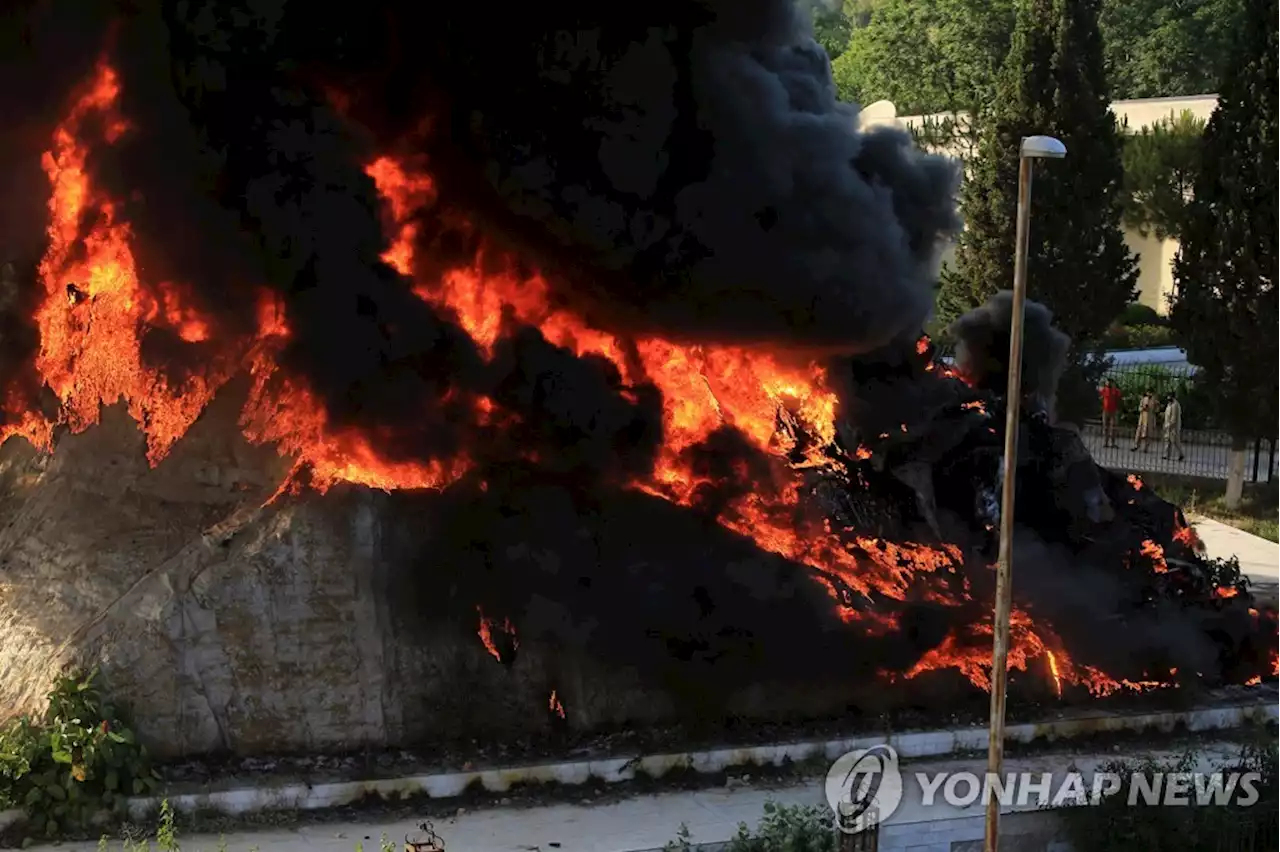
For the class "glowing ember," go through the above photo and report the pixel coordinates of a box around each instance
[1139,539,1169,573]
[1127,474,1143,490]
[548,690,565,718]
[476,606,518,663]
[1214,586,1240,599]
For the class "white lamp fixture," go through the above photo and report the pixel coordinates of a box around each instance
[1020,135,1068,159]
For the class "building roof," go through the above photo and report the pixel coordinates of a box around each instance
[858,94,1219,135]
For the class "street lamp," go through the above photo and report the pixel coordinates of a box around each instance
[982,134,1066,852]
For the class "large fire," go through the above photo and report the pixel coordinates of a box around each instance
[0,63,1269,702]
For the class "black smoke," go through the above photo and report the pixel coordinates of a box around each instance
[1,0,1272,731]
[948,291,1072,412]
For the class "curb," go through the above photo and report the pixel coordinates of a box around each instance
[1,690,1275,830]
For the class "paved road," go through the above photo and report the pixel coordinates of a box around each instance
[1081,426,1277,481]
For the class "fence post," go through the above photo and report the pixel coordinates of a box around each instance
[1252,437,1262,483]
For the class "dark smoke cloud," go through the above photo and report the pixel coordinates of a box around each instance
[364,0,962,353]
[948,291,1071,408]
[3,0,962,461]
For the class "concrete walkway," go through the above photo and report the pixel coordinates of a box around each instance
[1192,517,1279,602]
[24,746,1251,852]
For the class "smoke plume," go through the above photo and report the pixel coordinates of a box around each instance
[949,291,1071,408]
[0,0,1271,726]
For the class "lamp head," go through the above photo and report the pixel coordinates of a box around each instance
[1020,135,1067,159]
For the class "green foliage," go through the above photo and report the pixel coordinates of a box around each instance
[942,0,1138,351]
[0,669,158,841]
[809,3,853,60]
[1101,364,1217,429]
[935,0,1054,328]
[1116,303,1164,327]
[1121,111,1205,240]
[1103,323,1175,350]
[831,0,1014,122]
[1056,350,1113,425]
[1169,0,1278,447]
[666,801,840,852]
[1057,731,1277,852]
[155,800,179,851]
[1100,0,1243,100]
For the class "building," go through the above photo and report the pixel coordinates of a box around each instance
[858,94,1219,316]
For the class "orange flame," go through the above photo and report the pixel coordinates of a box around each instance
[4,64,1269,695]
[1127,474,1143,490]
[476,606,517,663]
[549,690,565,718]
[1139,540,1169,573]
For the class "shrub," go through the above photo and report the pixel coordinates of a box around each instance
[1103,323,1176,350]
[1117,303,1165,328]
[0,669,158,840]
[1057,731,1277,852]
[665,801,840,852]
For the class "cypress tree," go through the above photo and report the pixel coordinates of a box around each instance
[1169,0,1278,500]
[940,0,1138,347]
[937,0,1056,325]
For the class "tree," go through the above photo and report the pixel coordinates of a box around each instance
[936,0,1056,326]
[1120,110,1205,240]
[809,2,853,61]
[941,0,1138,349]
[830,0,1014,116]
[1169,0,1277,506]
[1100,0,1243,100]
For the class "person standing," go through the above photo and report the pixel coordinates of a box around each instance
[1162,393,1185,461]
[1131,390,1156,452]
[1099,379,1122,447]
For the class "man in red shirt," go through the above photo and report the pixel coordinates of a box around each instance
[1099,379,1122,448]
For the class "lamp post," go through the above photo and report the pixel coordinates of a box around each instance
[983,134,1066,852]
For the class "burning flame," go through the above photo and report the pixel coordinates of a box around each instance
[2,63,1264,697]
[548,690,565,718]
[1127,474,1144,490]
[476,606,518,663]
[1139,540,1169,573]
[1172,517,1203,552]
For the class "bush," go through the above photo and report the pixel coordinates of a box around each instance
[1057,730,1277,852]
[1056,352,1114,426]
[1117,303,1166,327]
[1103,323,1176,350]
[0,669,158,840]
[665,801,840,852]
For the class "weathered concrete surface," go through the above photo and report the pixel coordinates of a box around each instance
[0,384,887,758]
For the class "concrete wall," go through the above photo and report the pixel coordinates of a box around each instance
[0,383,963,759]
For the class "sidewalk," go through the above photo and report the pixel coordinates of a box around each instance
[24,745,1248,852]
[1192,517,1279,603]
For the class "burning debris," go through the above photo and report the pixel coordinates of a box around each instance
[0,0,1273,747]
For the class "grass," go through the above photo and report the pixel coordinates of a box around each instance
[1142,475,1279,542]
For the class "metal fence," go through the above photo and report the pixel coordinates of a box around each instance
[1090,361,1277,483]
